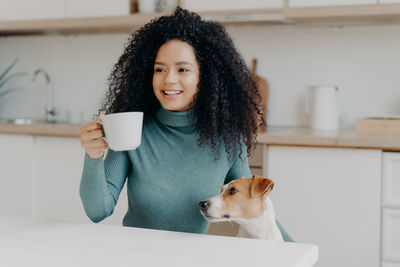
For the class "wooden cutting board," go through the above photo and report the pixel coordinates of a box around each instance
[356,117,400,134]
[251,58,269,131]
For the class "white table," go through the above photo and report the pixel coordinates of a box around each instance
[0,215,318,267]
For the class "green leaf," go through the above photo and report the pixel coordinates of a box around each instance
[0,59,18,82]
[0,71,28,88]
[0,87,24,97]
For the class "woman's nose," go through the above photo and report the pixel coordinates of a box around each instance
[164,70,177,84]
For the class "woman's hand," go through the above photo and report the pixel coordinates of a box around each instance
[79,114,108,159]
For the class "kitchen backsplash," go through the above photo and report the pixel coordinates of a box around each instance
[0,23,399,126]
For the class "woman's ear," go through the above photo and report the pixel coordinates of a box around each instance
[250,174,274,198]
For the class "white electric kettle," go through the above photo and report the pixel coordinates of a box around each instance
[305,85,339,131]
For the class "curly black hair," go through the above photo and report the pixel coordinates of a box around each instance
[100,7,265,160]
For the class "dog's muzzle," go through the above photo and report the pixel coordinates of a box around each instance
[199,200,210,212]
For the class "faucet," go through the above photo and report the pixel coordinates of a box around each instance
[32,68,56,123]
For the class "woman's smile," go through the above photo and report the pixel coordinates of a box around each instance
[162,89,183,95]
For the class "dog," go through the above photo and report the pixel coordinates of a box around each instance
[199,174,284,242]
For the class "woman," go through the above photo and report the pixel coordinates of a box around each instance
[79,7,293,241]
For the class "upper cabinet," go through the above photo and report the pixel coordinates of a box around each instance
[0,0,131,21]
[3,0,400,35]
[65,0,131,18]
[0,0,64,21]
[182,0,284,11]
[289,0,377,7]
[380,0,400,3]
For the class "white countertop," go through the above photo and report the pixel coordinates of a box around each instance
[1,123,398,151]
[0,215,318,267]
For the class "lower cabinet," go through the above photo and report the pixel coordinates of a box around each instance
[0,134,128,225]
[33,136,129,225]
[0,134,33,217]
[266,145,382,267]
[382,209,400,263]
[382,152,400,266]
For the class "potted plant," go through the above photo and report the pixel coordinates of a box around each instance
[0,59,28,98]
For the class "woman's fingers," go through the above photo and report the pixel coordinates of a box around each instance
[85,138,108,148]
[80,121,102,133]
[79,118,108,159]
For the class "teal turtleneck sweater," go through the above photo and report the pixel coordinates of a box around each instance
[80,107,293,241]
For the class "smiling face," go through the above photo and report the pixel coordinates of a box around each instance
[152,39,200,112]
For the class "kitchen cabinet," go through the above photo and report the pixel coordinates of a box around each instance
[289,0,377,7]
[266,145,381,267]
[33,136,88,222]
[183,0,284,11]
[0,0,64,21]
[382,209,400,263]
[3,3,400,35]
[382,263,400,267]
[65,0,131,18]
[33,136,129,225]
[0,0,130,22]
[380,0,400,3]
[249,144,264,176]
[382,152,400,265]
[0,134,128,226]
[0,134,33,217]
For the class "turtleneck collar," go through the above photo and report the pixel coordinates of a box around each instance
[155,106,195,127]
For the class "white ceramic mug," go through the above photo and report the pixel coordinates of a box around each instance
[305,85,340,131]
[100,112,143,151]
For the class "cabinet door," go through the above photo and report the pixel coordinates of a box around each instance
[65,0,130,18]
[382,263,400,267]
[267,146,381,267]
[289,0,377,7]
[183,0,283,11]
[0,0,64,21]
[382,152,400,208]
[380,0,400,3]
[0,134,33,216]
[249,144,264,176]
[382,209,400,263]
[34,136,128,225]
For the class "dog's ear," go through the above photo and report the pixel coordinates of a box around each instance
[250,174,274,198]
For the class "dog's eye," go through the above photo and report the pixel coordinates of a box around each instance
[228,187,237,195]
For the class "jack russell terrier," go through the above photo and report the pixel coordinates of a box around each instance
[199,174,284,242]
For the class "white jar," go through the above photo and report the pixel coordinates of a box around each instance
[305,85,340,131]
[138,0,157,13]
[157,0,178,12]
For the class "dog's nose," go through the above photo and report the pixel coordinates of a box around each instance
[199,201,210,212]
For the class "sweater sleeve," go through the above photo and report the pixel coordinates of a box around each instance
[224,141,252,184]
[79,149,131,223]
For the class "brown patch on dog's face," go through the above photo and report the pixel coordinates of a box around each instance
[204,175,275,220]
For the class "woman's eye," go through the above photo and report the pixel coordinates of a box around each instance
[154,68,165,72]
[228,187,237,195]
[178,68,188,72]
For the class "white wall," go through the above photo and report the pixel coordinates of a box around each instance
[1,23,400,126]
